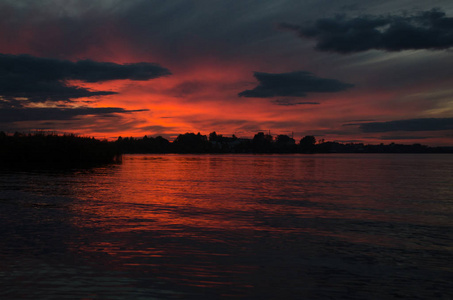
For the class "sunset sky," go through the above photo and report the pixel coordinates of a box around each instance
[1,0,452,145]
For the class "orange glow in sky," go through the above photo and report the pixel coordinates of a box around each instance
[1,1,452,145]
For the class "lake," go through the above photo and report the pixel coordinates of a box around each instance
[1,154,452,299]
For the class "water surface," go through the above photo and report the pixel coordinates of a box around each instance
[1,154,452,299]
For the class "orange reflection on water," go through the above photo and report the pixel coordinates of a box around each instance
[67,154,453,290]
[71,155,288,289]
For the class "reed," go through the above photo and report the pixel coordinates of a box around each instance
[0,132,121,168]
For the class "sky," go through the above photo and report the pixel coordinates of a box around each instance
[1,0,453,145]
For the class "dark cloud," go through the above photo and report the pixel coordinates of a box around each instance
[0,1,318,64]
[380,135,430,140]
[0,53,170,103]
[181,116,250,129]
[239,71,353,98]
[0,107,147,123]
[344,119,376,123]
[168,81,210,97]
[359,118,453,132]
[272,99,320,106]
[139,125,177,132]
[280,8,453,53]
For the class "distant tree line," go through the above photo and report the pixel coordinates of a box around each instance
[1,131,451,168]
[116,132,453,154]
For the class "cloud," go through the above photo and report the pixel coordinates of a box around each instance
[359,118,453,132]
[0,53,171,103]
[0,107,147,123]
[238,71,353,98]
[272,99,320,106]
[139,125,177,133]
[280,8,453,53]
[379,135,430,140]
[0,0,319,64]
[167,81,211,97]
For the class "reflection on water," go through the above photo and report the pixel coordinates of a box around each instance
[1,154,452,299]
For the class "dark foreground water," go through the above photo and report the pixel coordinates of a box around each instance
[1,154,452,299]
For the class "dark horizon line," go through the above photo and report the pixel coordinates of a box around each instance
[1,132,452,169]
[1,130,452,149]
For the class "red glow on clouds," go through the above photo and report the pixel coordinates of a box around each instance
[51,66,453,146]
[1,4,452,147]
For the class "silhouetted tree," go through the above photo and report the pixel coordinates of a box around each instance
[209,131,220,142]
[153,136,171,153]
[300,135,316,153]
[275,135,296,153]
[115,135,171,153]
[173,132,211,153]
[252,132,273,153]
